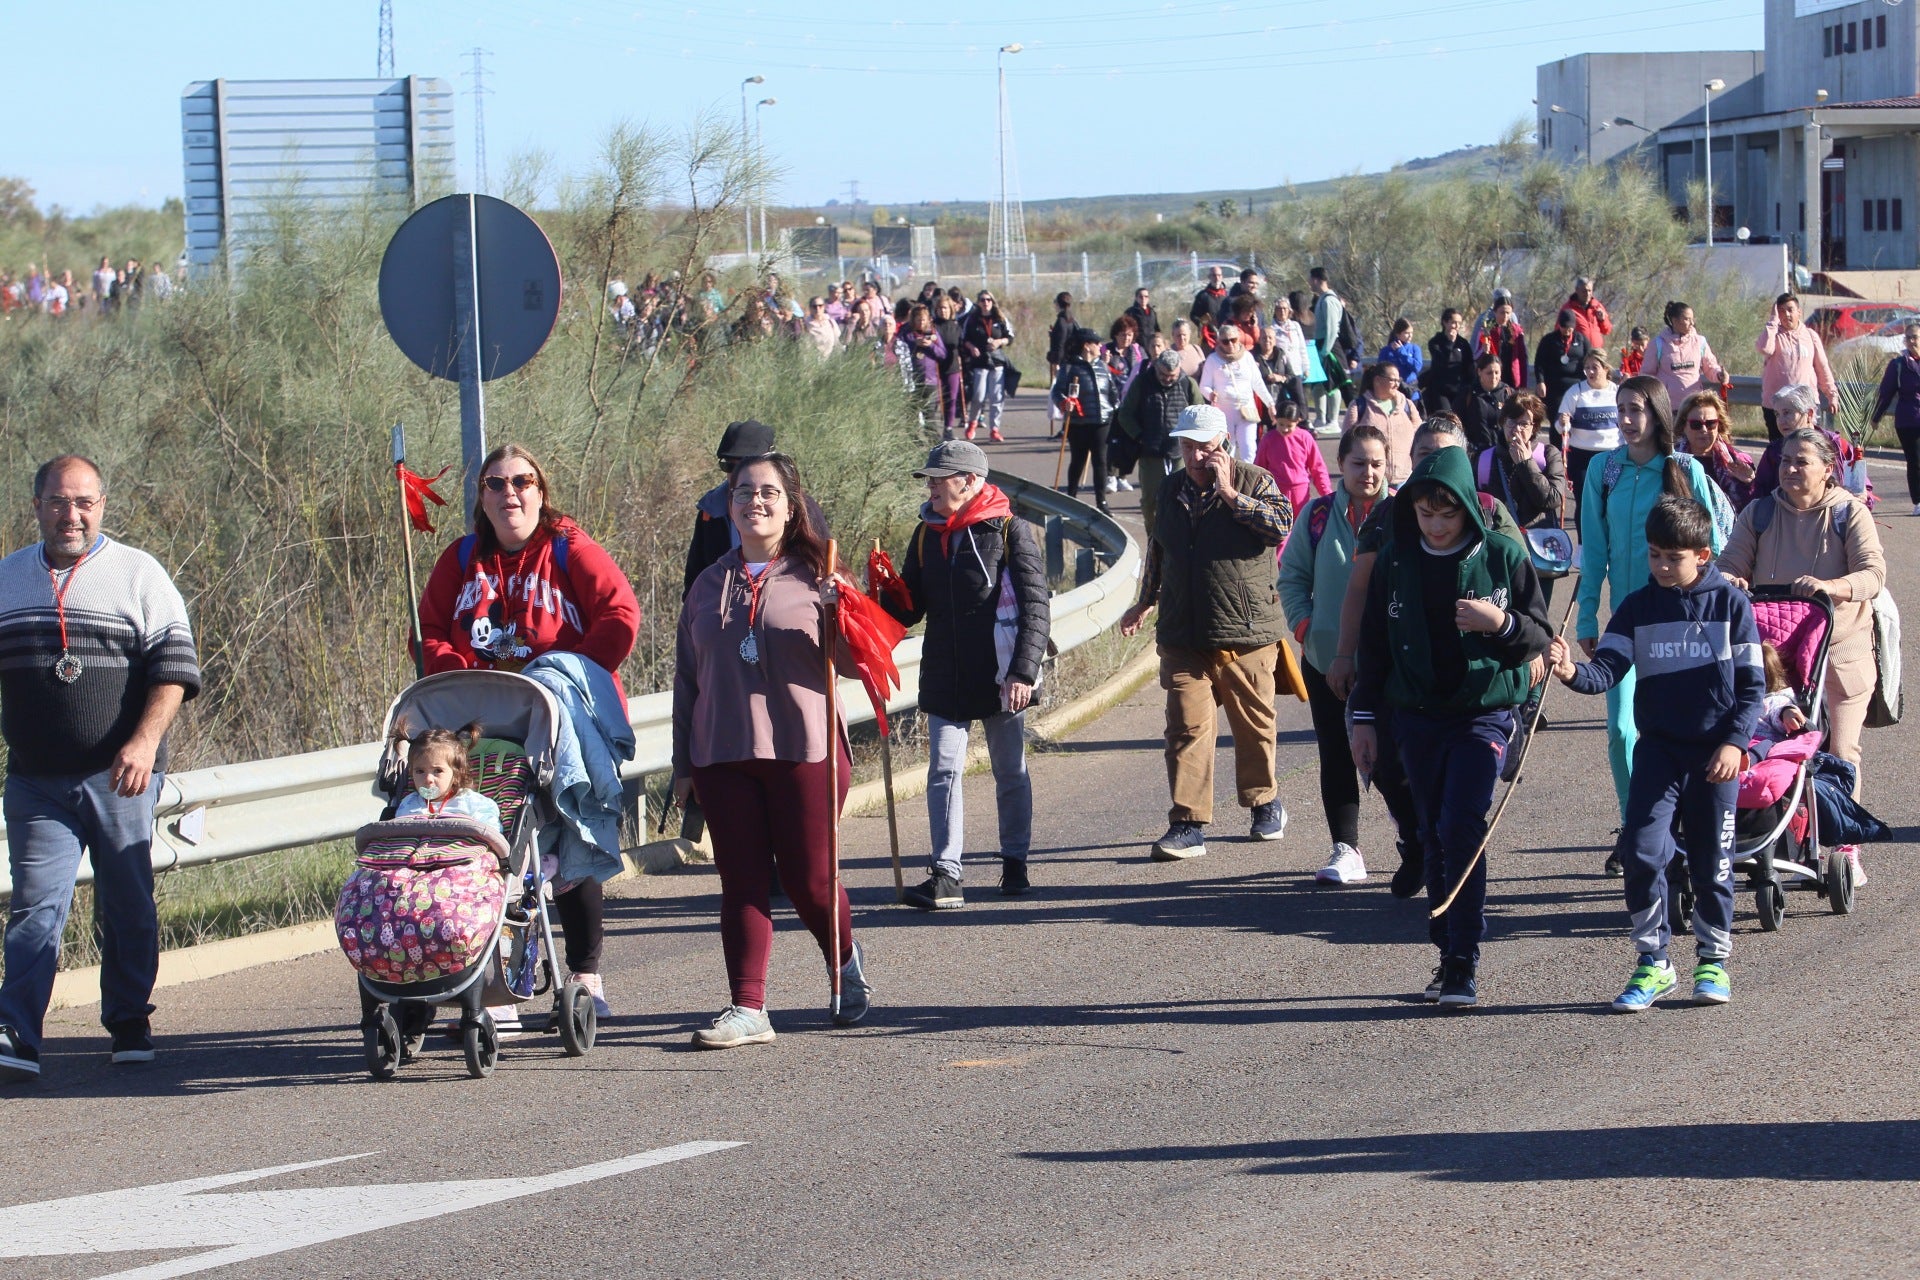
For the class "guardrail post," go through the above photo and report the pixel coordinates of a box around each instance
[1075,547,1096,586]
[1081,253,1090,298]
[1045,516,1065,581]
[620,777,647,851]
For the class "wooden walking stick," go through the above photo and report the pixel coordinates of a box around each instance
[1430,577,1580,920]
[822,540,844,1018]
[880,727,905,902]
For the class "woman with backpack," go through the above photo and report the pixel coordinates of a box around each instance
[1645,301,1725,411]
[1477,393,1567,537]
[1342,362,1422,485]
[1277,423,1423,891]
[1575,377,1731,866]
[1868,319,1920,515]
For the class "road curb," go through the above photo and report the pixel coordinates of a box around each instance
[47,647,1155,1010]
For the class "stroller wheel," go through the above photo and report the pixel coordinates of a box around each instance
[559,980,597,1058]
[462,1013,499,1079]
[1755,880,1785,932]
[1825,847,1854,916]
[365,1006,401,1081]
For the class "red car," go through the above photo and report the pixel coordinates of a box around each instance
[1808,302,1920,343]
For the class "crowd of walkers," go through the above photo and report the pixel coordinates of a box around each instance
[1,256,176,317]
[0,264,1903,1087]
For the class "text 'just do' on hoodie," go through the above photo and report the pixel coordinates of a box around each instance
[1350,447,1552,725]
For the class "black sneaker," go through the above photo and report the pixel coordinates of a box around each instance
[1603,846,1624,878]
[903,872,964,911]
[1249,801,1287,842]
[1437,958,1478,1009]
[1151,822,1207,861]
[108,1018,155,1065]
[1389,841,1425,900]
[1500,714,1533,784]
[1421,965,1446,1002]
[0,1025,39,1083]
[999,857,1031,896]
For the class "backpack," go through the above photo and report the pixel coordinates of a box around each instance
[1744,492,1851,540]
[1475,444,1548,489]
[1333,298,1363,363]
[1596,446,1732,541]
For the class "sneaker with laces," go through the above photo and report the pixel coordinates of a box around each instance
[0,1024,40,1083]
[1249,801,1287,842]
[965,424,978,441]
[1421,965,1446,1003]
[1151,822,1206,860]
[1691,960,1731,1005]
[692,1004,775,1049]
[1390,842,1425,899]
[108,1018,155,1065]
[999,856,1031,896]
[570,971,610,1018]
[1315,842,1367,884]
[903,872,964,911]
[833,940,873,1026]
[1611,957,1677,1012]
[1437,958,1478,1009]
[1840,844,1867,887]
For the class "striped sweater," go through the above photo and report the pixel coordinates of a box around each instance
[0,536,201,776]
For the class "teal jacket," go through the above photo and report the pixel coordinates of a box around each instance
[1277,488,1375,674]
[1575,446,1730,641]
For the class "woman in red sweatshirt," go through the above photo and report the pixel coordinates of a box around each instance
[417,443,640,1020]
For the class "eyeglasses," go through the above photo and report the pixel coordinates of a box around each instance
[38,496,100,512]
[1686,417,1721,429]
[482,474,539,494]
[731,485,787,506]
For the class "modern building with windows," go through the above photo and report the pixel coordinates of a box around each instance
[1538,0,1920,276]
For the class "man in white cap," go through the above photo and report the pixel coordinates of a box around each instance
[1120,405,1293,860]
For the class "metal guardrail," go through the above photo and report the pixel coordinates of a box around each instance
[0,471,1139,898]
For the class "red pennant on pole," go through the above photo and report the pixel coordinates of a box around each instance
[835,582,908,736]
[396,462,451,533]
[865,544,914,617]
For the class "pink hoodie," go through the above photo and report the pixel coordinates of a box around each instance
[1252,425,1332,524]
[1647,326,1724,407]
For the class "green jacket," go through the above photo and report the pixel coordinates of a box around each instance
[1350,447,1552,720]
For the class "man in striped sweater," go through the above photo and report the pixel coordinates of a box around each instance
[0,455,201,1083]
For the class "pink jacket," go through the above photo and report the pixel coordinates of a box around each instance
[1647,327,1724,408]
[1252,426,1332,519]
[1756,319,1838,407]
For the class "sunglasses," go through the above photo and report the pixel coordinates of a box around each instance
[1686,417,1721,429]
[482,474,539,494]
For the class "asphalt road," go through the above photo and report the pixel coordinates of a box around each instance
[8,393,1920,1279]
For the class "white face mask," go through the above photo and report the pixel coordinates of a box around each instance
[415,779,445,802]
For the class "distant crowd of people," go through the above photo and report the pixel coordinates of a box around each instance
[1,256,175,317]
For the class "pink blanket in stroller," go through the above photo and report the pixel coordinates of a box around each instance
[1736,729,1823,809]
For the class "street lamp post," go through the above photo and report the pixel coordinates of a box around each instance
[1703,78,1726,243]
[741,75,764,257]
[996,42,1022,293]
[756,97,776,264]
[1549,103,1588,158]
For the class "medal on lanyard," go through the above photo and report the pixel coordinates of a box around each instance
[739,561,776,665]
[47,545,95,683]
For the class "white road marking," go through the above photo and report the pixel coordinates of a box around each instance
[0,1141,743,1278]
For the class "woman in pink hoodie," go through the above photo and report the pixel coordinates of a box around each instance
[1646,301,1724,410]
[1252,400,1332,528]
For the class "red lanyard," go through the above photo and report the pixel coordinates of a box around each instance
[744,559,779,629]
[46,542,97,656]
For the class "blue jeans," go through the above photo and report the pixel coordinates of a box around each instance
[1,770,162,1050]
[926,710,1031,881]
[1394,708,1513,964]
[966,366,1005,433]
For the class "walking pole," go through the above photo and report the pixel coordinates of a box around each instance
[1430,578,1580,920]
[880,727,905,901]
[822,540,844,1019]
[391,423,427,680]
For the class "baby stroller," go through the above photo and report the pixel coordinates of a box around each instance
[335,669,598,1079]
[1674,588,1849,933]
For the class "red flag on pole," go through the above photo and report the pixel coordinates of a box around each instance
[395,462,451,533]
[835,582,908,736]
[865,543,914,616]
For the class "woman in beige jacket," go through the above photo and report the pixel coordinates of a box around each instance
[1719,429,1885,784]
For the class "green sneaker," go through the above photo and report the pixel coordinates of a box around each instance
[1610,958,1677,1013]
[1691,961,1730,1005]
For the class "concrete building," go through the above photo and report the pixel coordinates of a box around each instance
[181,77,454,274]
[1539,0,1920,275]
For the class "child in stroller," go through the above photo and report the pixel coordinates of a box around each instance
[394,722,502,831]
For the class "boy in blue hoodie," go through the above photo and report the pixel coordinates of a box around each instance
[1548,496,1764,1011]
[1350,448,1551,1009]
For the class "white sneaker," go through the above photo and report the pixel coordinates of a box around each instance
[1841,844,1867,887]
[1105,476,1118,493]
[1315,842,1368,885]
[692,1004,775,1049]
[570,971,610,1018]
[1910,504,1920,517]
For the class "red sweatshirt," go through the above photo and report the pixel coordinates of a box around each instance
[418,517,641,699]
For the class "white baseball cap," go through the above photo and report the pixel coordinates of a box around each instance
[1169,403,1230,442]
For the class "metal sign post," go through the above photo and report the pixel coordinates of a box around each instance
[378,192,561,527]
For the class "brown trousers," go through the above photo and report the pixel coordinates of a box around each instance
[1159,642,1279,825]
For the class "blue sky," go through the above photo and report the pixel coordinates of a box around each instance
[14,0,1762,213]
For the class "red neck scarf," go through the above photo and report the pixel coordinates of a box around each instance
[934,483,1013,557]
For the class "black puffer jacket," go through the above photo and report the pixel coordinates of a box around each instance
[884,501,1050,723]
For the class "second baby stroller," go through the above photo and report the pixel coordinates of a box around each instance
[334,669,599,1079]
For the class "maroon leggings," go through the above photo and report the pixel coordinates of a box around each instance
[690,749,854,1011]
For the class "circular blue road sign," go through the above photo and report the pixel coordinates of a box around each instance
[378,193,562,382]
